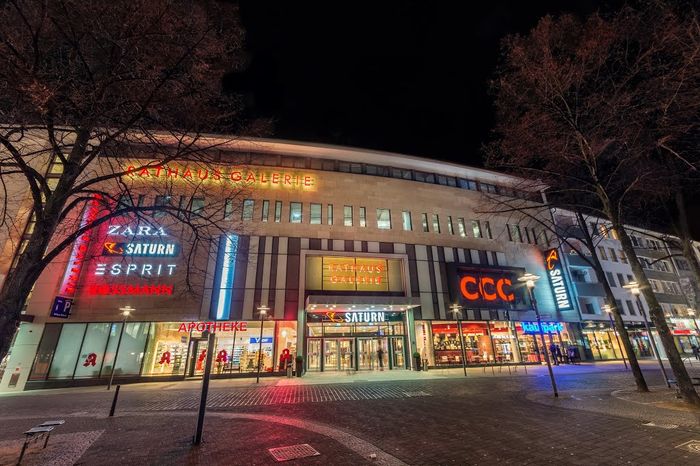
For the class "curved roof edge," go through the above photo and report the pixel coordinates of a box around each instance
[190,135,542,191]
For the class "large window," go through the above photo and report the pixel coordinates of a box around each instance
[274,201,282,222]
[242,199,254,221]
[48,324,86,378]
[457,218,467,237]
[447,216,454,235]
[344,206,353,226]
[432,214,441,233]
[377,208,391,229]
[261,200,270,222]
[327,205,334,225]
[74,323,112,378]
[402,211,412,231]
[310,203,322,224]
[142,323,189,376]
[359,207,367,227]
[290,202,302,223]
[224,199,235,220]
[473,220,483,239]
[483,221,492,239]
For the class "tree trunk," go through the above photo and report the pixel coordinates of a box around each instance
[576,212,648,392]
[674,191,700,310]
[615,222,700,406]
[0,228,54,361]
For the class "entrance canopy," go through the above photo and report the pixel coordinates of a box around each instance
[305,295,420,313]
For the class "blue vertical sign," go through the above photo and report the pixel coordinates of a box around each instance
[544,248,573,311]
[209,234,239,320]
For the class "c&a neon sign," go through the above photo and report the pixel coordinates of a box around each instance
[459,275,514,303]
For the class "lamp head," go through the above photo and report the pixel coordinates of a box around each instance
[518,273,540,289]
[622,281,640,296]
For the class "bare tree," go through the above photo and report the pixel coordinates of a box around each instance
[486,3,700,404]
[0,0,256,361]
[477,188,649,392]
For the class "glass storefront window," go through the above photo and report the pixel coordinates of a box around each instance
[490,322,520,363]
[431,322,493,365]
[275,321,297,371]
[214,321,274,373]
[142,323,189,376]
[48,323,86,379]
[583,323,623,360]
[74,323,111,378]
[113,322,150,376]
[29,324,62,381]
[415,321,434,366]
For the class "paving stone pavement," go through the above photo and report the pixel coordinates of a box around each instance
[0,364,699,465]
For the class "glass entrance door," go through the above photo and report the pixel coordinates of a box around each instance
[324,340,338,371]
[391,337,405,369]
[307,339,321,371]
[339,339,354,371]
[358,338,376,370]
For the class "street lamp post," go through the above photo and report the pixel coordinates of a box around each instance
[256,304,269,383]
[450,304,468,377]
[623,281,669,387]
[518,273,558,397]
[603,305,628,370]
[108,306,134,391]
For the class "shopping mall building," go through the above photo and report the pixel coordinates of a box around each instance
[0,137,697,391]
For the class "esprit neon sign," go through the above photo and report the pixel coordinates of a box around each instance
[125,164,316,190]
[544,249,572,310]
[459,275,514,303]
[95,263,176,276]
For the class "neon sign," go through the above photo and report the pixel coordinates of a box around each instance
[106,224,167,236]
[459,275,514,302]
[321,311,390,323]
[86,284,174,296]
[102,242,179,257]
[59,195,102,296]
[94,263,177,276]
[544,249,573,310]
[125,164,316,190]
[521,321,564,334]
[177,321,248,332]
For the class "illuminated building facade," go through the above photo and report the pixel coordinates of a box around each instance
[0,137,651,390]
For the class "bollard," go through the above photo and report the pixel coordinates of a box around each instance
[109,385,121,417]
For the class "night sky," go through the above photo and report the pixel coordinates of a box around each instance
[227,1,623,166]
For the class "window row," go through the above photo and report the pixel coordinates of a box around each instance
[230,151,541,202]
[648,279,682,296]
[506,223,548,245]
[597,247,628,264]
[638,256,673,273]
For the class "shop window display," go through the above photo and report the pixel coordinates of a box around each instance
[275,321,297,371]
[489,322,520,363]
[213,321,275,373]
[74,323,111,378]
[48,323,86,378]
[432,322,494,365]
[142,323,189,376]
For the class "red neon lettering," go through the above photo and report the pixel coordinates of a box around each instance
[496,278,515,301]
[284,174,291,184]
[460,276,480,300]
[187,322,196,331]
[183,168,192,178]
[480,277,497,301]
[246,172,256,183]
[178,323,187,332]
[195,322,205,332]
[138,167,150,177]
[154,166,164,177]
[272,173,280,184]
[167,167,179,178]
[304,176,313,187]
[212,169,221,180]
[240,322,248,331]
[230,171,242,181]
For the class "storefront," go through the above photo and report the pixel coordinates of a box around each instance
[25,319,297,388]
[305,310,408,371]
[420,320,579,367]
[582,321,625,360]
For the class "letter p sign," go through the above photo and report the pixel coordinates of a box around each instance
[50,296,73,319]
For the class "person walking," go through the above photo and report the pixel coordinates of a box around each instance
[549,343,559,366]
[377,347,385,371]
[692,344,700,361]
